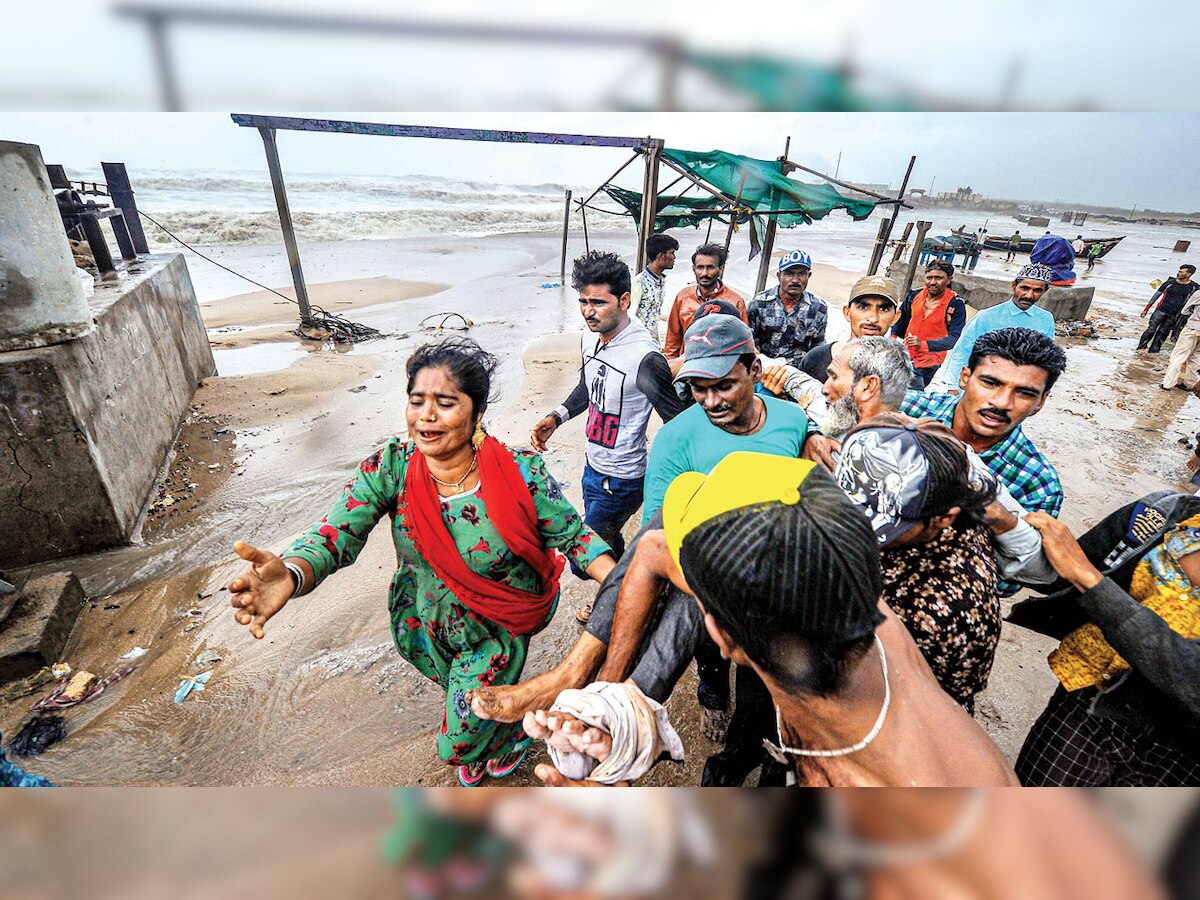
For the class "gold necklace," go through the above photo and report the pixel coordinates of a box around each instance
[430,456,478,491]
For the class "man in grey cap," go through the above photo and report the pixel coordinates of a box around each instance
[640,314,813,525]
[747,249,828,368]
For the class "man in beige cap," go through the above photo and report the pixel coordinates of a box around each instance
[799,275,903,384]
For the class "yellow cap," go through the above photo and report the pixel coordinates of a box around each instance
[661,452,817,571]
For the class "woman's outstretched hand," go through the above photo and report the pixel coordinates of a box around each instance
[228,541,294,639]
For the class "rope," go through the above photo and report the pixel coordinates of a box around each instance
[418,311,473,332]
[137,210,383,344]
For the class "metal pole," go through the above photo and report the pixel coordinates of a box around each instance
[146,14,181,111]
[257,126,313,324]
[580,151,642,208]
[580,201,590,253]
[659,41,682,110]
[560,189,572,284]
[755,137,791,295]
[636,139,664,272]
[101,162,150,253]
[889,221,914,269]
[901,220,932,302]
[724,173,747,253]
[869,155,916,275]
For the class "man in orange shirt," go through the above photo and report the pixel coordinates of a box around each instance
[662,242,747,359]
[891,260,967,387]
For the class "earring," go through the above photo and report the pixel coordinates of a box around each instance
[472,420,486,450]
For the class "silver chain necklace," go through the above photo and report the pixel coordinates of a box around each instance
[763,635,890,769]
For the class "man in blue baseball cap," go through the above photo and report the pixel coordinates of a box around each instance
[746,249,828,368]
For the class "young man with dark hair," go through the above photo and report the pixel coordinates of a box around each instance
[800,274,902,383]
[891,260,968,387]
[1140,264,1199,354]
[662,242,747,360]
[746,249,828,367]
[903,326,1066,599]
[630,233,679,342]
[531,250,684,579]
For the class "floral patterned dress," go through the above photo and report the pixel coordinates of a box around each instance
[284,437,609,766]
[880,524,1000,713]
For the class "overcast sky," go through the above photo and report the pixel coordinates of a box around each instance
[3,112,1197,212]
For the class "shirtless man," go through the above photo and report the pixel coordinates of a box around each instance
[528,452,1017,787]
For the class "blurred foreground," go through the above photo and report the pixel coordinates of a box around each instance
[2,788,1197,898]
[2,2,1198,111]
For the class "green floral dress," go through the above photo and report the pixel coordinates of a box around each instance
[284,437,609,766]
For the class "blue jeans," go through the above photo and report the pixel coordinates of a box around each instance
[571,463,644,577]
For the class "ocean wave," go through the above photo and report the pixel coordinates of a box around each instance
[143,205,634,247]
[133,172,568,202]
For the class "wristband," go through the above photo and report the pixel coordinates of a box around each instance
[548,410,563,426]
[283,561,306,599]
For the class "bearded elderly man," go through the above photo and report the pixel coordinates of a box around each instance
[746,249,828,368]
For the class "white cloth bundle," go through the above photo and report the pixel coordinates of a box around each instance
[546,681,685,784]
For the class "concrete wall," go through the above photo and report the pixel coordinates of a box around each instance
[0,140,93,350]
[0,254,215,568]
[887,262,1094,321]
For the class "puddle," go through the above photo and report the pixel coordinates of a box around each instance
[212,343,307,377]
[207,322,292,336]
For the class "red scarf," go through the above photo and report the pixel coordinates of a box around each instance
[400,435,564,635]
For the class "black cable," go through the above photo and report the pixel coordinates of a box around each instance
[138,209,383,343]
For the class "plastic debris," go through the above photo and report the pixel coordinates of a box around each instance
[50,663,72,680]
[173,670,212,704]
[539,282,561,289]
[120,647,149,661]
[193,650,223,669]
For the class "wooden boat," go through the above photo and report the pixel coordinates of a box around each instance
[954,230,1125,258]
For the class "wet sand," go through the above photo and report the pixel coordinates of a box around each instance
[5,231,1199,785]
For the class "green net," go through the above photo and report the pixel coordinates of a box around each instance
[602,185,730,231]
[683,52,915,112]
[662,148,879,226]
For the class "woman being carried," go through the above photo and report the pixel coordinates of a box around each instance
[227,337,614,786]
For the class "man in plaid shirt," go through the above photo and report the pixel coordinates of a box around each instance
[902,327,1067,593]
[747,249,828,367]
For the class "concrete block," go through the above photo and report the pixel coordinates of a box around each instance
[0,572,84,683]
[0,253,216,568]
[886,262,1094,321]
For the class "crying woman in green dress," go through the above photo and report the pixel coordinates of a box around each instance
[227,337,615,786]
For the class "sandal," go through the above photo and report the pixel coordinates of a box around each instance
[457,763,486,787]
[485,742,530,779]
[575,604,592,625]
[701,707,731,743]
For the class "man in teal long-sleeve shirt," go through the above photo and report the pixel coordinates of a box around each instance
[927,263,1056,394]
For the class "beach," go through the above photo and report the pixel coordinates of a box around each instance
[5,224,1200,786]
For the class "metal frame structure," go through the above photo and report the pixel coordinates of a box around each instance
[119,4,681,112]
[577,143,912,292]
[231,114,661,324]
